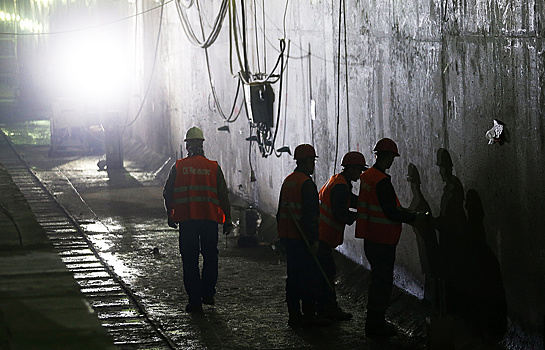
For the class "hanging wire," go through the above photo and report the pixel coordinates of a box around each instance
[263,39,287,158]
[262,0,267,70]
[343,0,350,151]
[124,0,165,130]
[253,0,261,73]
[174,0,228,48]
[334,0,343,169]
[197,0,244,122]
[278,40,291,157]
[252,0,333,62]
[179,0,195,8]
[229,0,245,75]
[282,0,289,39]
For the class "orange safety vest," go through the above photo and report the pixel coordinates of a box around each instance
[277,171,311,240]
[319,173,349,248]
[170,155,225,223]
[355,167,402,245]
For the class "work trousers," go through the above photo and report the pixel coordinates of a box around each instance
[364,239,397,326]
[316,241,338,313]
[179,220,219,307]
[281,238,321,315]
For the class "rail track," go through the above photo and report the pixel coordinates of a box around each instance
[0,132,177,350]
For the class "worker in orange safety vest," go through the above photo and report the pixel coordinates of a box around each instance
[355,138,425,337]
[163,126,233,313]
[316,151,368,321]
[277,144,330,328]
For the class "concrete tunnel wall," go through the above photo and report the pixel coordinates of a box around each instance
[125,0,545,340]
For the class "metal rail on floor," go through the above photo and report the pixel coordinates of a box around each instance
[0,131,178,350]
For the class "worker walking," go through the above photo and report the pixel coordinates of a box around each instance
[163,126,233,313]
[277,144,330,328]
[316,151,368,321]
[356,138,424,337]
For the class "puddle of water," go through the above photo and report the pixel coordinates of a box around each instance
[100,251,136,281]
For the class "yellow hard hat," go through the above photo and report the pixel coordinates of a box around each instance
[184,126,205,141]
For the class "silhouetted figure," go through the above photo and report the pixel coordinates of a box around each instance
[407,163,442,305]
[277,144,331,328]
[316,151,368,321]
[461,189,507,342]
[431,149,507,346]
[433,149,469,317]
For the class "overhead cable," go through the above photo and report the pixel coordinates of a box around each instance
[174,0,228,48]
[197,0,244,123]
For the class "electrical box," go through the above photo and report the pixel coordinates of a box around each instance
[250,83,275,128]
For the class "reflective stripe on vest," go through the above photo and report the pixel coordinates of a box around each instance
[318,174,348,247]
[277,172,310,240]
[171,156,225,223]
[355,167,402,245]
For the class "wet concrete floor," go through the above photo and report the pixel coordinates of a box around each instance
[3,131,427,349]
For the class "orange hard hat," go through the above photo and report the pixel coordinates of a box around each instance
[341,151,367,167]
[373,138,400,157]
[294,144,317,160]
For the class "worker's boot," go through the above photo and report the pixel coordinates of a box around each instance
[288,309,310,328]
[302,303,331,327]
[365,310,396,337]
[365,320,397,337]
[323,305,353,321]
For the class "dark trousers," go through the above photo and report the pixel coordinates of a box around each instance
[364,239,397,326]
[316,241,337,313]
[281,238,320,315]
[179,220,219,307]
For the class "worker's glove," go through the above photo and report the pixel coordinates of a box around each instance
[223,222,234,235]
[168,217,178,229]
[410,211,429,229]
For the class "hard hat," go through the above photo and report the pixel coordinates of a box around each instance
[373,138,400,157]
[294,144,317,160]
[407,163,421,184]
[184,126,205,141]
[341,151,367,167]
[436,148,453,167]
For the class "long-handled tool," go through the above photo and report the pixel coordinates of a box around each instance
[287,207,334,292]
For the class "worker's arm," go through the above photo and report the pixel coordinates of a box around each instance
[163,165,178,228]
[216,165,232,227]
[330,183,357,225]
[301,179,320,241]
[163,165,176,214]
[376,177,416,223]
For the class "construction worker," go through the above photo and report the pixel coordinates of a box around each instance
[163,126,233,313]
[277,144,330,328]
[316,151,368,321]
[356,138,425,337]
